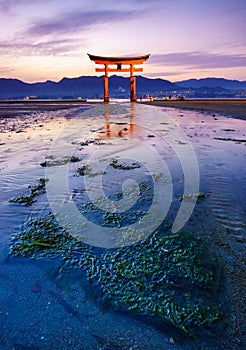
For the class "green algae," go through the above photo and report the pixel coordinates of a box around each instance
[77,181,151,228]
[9,214,85,258]
[179,192,206,200]
[40,155,81,167]
[110,158,141,170]
[214,137,246,143]
[9,178,48,206]
[76,165,91,176]
[79,230,222,336]
[76,165,106,177]
[9,213,223,336]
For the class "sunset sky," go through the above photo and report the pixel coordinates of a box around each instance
[0,0,245,83]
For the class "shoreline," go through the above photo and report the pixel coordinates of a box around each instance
[141,99,246,120]
[1,99,246,120]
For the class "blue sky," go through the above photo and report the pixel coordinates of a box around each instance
[0,0,245,82]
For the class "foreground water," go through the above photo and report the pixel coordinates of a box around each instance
[0,103,245,349]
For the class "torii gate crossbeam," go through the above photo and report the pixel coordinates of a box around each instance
[88,54,150,102]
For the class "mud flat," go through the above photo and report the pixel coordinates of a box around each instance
[0,103,245,350]
[142,99,246,120]
[0,100,98,118]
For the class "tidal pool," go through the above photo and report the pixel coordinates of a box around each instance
[0,102,245,349]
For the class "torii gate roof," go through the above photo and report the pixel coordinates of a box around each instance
[88,53,150,65]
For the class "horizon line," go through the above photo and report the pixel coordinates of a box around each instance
[1,74,246,84]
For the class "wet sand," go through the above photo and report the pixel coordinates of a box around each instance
[0,102,245,349]
[1,99,246,120]
[0,100,98,118]
[142,99,246,120]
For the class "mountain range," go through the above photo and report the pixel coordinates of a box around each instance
[0,76,245,99]
[175,78,246,90]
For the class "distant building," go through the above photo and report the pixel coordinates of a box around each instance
[23,96,37,100]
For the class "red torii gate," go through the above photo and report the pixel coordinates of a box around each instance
[88,54,150,102]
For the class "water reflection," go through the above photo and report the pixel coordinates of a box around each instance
[104,103,135,138]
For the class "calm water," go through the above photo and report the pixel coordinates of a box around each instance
[0,103,245,349]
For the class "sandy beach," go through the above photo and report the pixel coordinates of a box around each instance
[0,102,245,350]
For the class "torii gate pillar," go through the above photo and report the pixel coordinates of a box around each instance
[103,64,109,103]
[88,54,150,102]
[130,64,136,102]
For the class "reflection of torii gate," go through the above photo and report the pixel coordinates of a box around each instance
[88,54,150,102]
[104,103,136,138]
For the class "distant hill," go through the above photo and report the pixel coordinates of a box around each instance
[0,75,179,99]
[0,76,245,99]
[0,76,103,99]
[175,78,246,90]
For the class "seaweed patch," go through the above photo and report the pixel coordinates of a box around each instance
[214,137,246,143]
[110,158,141,170]
[40,155,81,167]
[179,192,206,200]
[76,165,106,177]
[9,213,223,336]
[9,178,48,206]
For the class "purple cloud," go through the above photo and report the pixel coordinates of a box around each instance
[150,52,246,69]
[25,9,137,36]
[0,0,52,12]
[0,38,82,56]
[146,71,186,77]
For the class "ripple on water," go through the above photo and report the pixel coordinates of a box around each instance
[206,167,246,236]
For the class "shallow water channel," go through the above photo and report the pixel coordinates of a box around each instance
[0,102,245,349]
